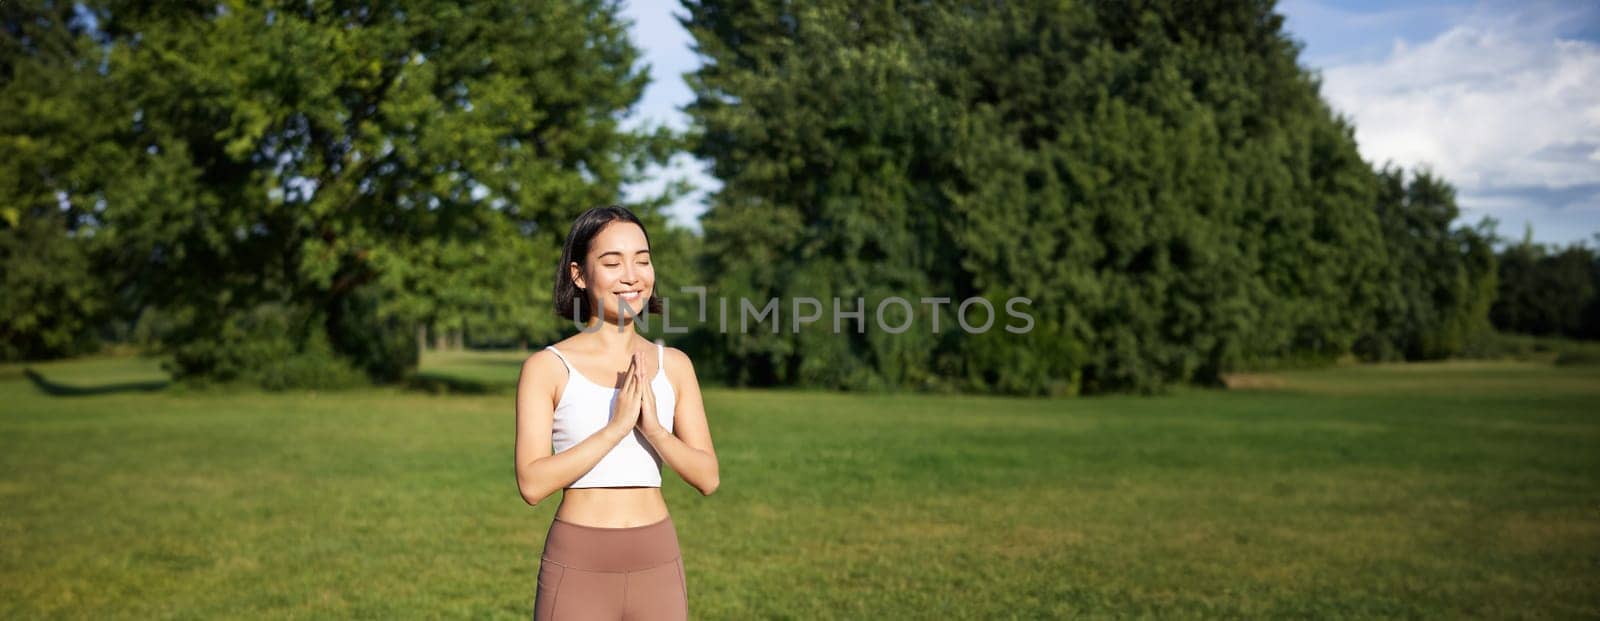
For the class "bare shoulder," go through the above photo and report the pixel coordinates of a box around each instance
[521,348,565,378]
[663,345,694,366]
[662,346,699,381]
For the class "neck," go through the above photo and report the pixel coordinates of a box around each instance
[580,312,640,354]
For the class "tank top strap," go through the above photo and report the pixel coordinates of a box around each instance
[544,346,574,373]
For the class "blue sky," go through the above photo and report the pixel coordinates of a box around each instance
[619,1,1600,246]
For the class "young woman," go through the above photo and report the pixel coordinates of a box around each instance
[514,205,720,620]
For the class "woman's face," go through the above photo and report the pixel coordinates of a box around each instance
[571,221,654,323]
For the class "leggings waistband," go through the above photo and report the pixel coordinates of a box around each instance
[542,515,680,573]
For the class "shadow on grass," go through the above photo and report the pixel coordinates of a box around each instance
[23,368,170,396]
[403,372,509,395]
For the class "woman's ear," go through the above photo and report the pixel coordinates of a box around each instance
[569,262,586,290]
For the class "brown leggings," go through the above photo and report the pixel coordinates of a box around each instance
[534,515,687,620]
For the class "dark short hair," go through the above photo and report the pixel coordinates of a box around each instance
[554,205,665,323]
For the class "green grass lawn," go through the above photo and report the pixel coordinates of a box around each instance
[2,351,1597,619]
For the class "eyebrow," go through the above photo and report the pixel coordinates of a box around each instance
[596,249,650,260]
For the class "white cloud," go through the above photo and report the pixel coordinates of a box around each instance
[1312,2,1600,243]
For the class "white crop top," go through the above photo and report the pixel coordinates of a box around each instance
[545,340,676,488]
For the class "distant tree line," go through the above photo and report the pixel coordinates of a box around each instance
[1490,231,1600,341]
[1,0,1591,394]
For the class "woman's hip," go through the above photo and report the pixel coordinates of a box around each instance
[540,514,681,573]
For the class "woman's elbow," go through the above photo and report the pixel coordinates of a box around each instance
[698,475,720,496]
[517,470,550,506]
[519,482,552,507]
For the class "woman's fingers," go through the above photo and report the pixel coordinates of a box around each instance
[630,353,643,393]
[632,351,642,387]
[617,351,646,418]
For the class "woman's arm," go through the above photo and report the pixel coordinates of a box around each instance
[514,350,635,506]
[639,347,720,495]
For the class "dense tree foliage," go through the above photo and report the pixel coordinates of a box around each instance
[1,0,679,385]
[1491,233,1600,341]
[1357,166,1497,361]
[681,0,1497,394]
[0,1,118,361]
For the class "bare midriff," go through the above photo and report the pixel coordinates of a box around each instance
[554,486,670,528]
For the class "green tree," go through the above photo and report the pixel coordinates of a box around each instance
[2,0,678,384]
[683,0,1398,394]
[1358,166,1497,360]
[0,2,121,361]
[1491,231,1598,340]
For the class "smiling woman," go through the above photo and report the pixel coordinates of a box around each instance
[513,205,720,620]
[551,206,666,327]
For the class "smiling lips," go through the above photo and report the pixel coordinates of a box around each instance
[616,290,643,302]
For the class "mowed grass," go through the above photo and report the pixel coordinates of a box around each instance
[2,352,1597,619]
